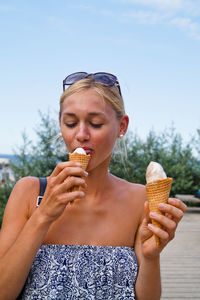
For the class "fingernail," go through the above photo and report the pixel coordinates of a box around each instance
[168,198,175,204]
[84,171,88,176]
[158,203,166,209]
[148,223,154,230]
[79,191,85,197]
[150,212,157,218]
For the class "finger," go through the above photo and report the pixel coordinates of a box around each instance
[59,190,85,204]
[45,177,86,206]
[51,161,81,178]
[158,202,184,222]
[168,198,187,212]
[148,223,169,243]
[52,166,88,185]
[149,212,177,235]
[62,176,87,191]
[144,201,151,223]
[165,213,173,220]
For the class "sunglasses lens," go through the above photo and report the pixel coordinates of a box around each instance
[63,72,121,96]
[64,72,88,85]
[93,73,116,86]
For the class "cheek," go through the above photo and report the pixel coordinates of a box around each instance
[94,127,117,152]
[60,126,73,149]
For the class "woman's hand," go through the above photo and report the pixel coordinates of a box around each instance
[38,161,88,222]
[139,198,187,259]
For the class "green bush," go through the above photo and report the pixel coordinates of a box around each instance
[1,112,200,227]
[110,127,200,196]
[0,182,13,228]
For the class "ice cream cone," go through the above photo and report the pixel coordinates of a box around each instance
[146,178,173,246]
[69,152,90,203]
[69,152,91,173]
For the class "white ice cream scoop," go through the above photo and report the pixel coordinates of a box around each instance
[73,148,87,155]
[146,161,167,183]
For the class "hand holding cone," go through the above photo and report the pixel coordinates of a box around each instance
[145,162,173,246]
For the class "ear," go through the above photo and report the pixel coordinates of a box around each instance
[118,114,129,137]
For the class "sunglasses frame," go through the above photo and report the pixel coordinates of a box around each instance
[63,72,122,96]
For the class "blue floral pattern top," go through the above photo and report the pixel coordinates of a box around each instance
[19,244,138,299]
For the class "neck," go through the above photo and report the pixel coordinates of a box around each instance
[85,157,112,199]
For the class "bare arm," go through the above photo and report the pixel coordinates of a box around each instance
[0,162,87,300]
[0,199,52,300]
[134,198,187,300]
[134,215,161,300]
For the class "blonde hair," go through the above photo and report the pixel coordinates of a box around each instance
[59,77,125,119]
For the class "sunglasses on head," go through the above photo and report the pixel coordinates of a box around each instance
[63,72,122,96]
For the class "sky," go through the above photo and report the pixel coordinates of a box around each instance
[0,0,200,154]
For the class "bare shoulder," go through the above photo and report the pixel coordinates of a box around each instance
[8,176,39,207]
[110,174,146,211]
[111,174,146,200]
[12,176,39,193]
[1,176,39,226]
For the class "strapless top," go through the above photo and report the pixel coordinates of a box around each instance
[18,244,138,299]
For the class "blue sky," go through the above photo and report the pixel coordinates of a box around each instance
[1,0,200,154]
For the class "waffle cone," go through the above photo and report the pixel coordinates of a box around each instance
[69,152,90,193]
[146,178,173,246]
[69,153,90,171]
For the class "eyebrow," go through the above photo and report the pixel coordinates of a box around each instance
[63,113,76,117]
[63,112,105,117]
[88,112,105,116]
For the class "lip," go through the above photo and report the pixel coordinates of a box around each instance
[82,147,93,156]
[73,147,93,156]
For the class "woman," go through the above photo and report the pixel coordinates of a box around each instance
[0,72,186,300]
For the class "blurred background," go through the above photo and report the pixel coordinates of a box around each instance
[0,0,200,154]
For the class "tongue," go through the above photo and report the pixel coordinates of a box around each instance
[85,149,92,155]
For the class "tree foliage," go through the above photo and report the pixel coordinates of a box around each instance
[0,181,14,227]
[10,110,67,180]
[110,127,200,196]
[1,111,200,226]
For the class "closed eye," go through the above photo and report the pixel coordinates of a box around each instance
[90,123,103,128]
[65,123,77,128]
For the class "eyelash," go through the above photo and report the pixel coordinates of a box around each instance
[91,123,103,128]
[65,122,103,128]
[65,123,76,128]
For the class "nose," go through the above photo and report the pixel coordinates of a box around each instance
[76,123,90,142]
